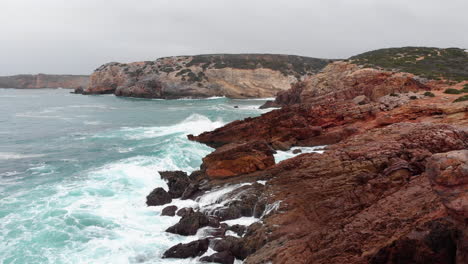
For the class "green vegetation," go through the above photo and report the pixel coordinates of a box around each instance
[423,91,435,97]
[444,88,463,94]
[453,95,468,103]
[186,54,331,76]
[350,47,468,81]
[409,96,418,100]
[390,93,399,97]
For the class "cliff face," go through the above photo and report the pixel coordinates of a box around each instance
[261,61,430,108]
[149,56,468,263]
[0,74,89,89]
[85,54,331,98]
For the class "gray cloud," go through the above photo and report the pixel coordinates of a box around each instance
[0,0,466,75]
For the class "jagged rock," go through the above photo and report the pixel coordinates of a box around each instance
[200,251,235,264]
[166,211,219,236]
[426,150,468,263]
[181,183,202,200]
[146,187,171,206]
[159,171,191,198]
[200,141,275,179]
[210,183,266,220]
[369,218,459,264]
[176,207,194,217]
[162,238,209,259]
[226,225,247,237]
[161,205,178,216]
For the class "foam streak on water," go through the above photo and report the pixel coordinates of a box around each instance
[0,89,271,264]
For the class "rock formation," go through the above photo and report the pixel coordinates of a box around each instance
[84,54,331,98]
[149,54,467,263]
[0,74,89,89]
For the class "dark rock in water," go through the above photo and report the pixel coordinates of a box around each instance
[146,187,172,206]
[199,227,226,238]
[161,205,178,216]
[181,183,202,200]
[200,250,235,264]
[259,100,280,109]
[176,207,194,217]
[210,236,249,260]
[166,211,219,236]
[211,183,266,220]
[159,171,191,198]
[292,149,302,154]
[73,86,84,94]
[226,225,247,237]
[162,238,209,259]
[233,105,239,108]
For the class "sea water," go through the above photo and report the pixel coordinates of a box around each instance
[0,89,273,264]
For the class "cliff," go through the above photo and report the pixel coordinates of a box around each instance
[84,54,331,98]
[349,47,468,82]
[148,54,468,263]
[0,74,89,89]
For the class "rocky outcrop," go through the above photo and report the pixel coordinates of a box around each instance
[84,54,331,98]
[261,61,429,108]
[166,210,219,236]
[162,238,209,259]
[146,187,171,206]
[199,141,275,179]
[427,150,468,263]
[0,74,89,89]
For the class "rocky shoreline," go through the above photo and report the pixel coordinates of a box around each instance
[142,60,467,264]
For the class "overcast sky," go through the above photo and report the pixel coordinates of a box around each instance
[0,0,466,75]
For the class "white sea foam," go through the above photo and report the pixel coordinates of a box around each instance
[95,114,225,140]
[274,146,326,163]
[222,217,260,226]
[0,152,45,160]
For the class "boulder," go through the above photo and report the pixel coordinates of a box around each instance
[146,187,172,206]
[159,171,191,198]
[200,251,235,264]
[166,211,219,236]
[162,238,209,259]
[161,205,178,216]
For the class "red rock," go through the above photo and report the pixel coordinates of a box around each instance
[201,141,275,179]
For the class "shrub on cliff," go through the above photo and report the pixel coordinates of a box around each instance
[350,47,468,81]
[444,88,463,94]
[423,91,435,97]
[453,95,468,102]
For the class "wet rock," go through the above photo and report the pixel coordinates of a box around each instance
[210,236,250,260]
[161,205,178,216]
[226,225,247,237]
[181,183,202,200]
[176,207,194,217]
[200,250,235,264]
[73,86,84,94]
[201,141,275,179]
[159,171,191,198]
[210,183,266,221]
[146,187,171,206]
[162,238,209,259]
[292,149,302,154]
[166,211,219,236]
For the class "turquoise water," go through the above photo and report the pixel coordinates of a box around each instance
[0,89,270,264]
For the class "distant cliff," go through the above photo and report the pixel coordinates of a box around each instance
[0,74,89,89]
[84,54,332,98]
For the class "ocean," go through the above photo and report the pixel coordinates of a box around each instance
[0,88,274,264]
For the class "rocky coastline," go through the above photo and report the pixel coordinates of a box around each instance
[83,54,331,99]
[0,74,89,89]
[143,58,468,263]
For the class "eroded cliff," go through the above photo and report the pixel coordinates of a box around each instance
[84,54,331,98]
